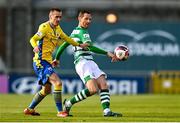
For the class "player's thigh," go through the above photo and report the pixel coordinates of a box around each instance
[48,73,62,86]
[96,75,108,90]
[85,79,99,94]
[75,60,94,83]
[41,83,52,94]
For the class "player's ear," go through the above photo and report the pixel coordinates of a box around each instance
[78,16,81,21]
[49,12,52,19]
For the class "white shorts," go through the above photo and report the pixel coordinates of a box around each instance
[75,59,106,84]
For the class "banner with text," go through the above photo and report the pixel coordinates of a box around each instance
[8,74,149,94]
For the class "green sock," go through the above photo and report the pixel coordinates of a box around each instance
[70,88,91,105]
[100,89,110,110]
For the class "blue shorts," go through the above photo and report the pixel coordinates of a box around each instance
[33,60,55,85]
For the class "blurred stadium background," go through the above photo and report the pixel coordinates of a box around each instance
[0,0,180,95]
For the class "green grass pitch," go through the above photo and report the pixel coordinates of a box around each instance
[0,94,180,122]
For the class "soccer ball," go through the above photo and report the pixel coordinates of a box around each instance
[114,45,129,60]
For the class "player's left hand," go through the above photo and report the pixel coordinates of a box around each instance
[52,59,60,68]
[107,52,119,62]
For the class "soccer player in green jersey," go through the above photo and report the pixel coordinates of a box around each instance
[53,10,122,117]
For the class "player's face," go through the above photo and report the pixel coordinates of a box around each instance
[49,11,62,26]
[79,13,92,28]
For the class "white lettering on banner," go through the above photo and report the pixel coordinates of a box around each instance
[107,80,118,94]
[63,79,138,94]
[132,81,137,94]
[12,77,39,94]
[11,77,139,94]
[108,80,137,94]
[63,79,83,94]
[64,79,138,94]
[90,42,179,57]
[119,80,131,94]
[128,43,179,56]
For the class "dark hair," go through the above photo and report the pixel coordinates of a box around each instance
[49,8,62,13]
[78,10,91,17]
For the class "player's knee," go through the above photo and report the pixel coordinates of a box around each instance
[40,88,51,96]
[101,82,108,89]
[53,81,62,91]
[44,88,51,95]
[45,83,52,95]
[89,88,98,95]
[55,81,62,87]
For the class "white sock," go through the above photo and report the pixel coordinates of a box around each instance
[104,108,111,114]
[66,100,72,107]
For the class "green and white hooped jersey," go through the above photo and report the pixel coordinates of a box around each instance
[70,26,93,64]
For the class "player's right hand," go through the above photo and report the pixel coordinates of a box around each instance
[33,46,40,53]
[79,43,89,49]
[52,59,60,68]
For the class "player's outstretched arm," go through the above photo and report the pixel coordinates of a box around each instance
[88,45,119,62]
[60,30,89,50]
[55,42,70,60]
[79,43,89,49]
[52,42,69,67]
[88,45,107,55]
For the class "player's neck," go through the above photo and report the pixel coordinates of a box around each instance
[78,25,87,29]
[49,21,56,28]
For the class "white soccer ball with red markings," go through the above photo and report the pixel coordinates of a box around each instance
[114,45,129,61]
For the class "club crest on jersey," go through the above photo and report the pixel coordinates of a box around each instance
[56,33,60,37]
[83,34,90,38]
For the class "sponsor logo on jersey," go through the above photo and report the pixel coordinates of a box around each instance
[72,30,80,34]
[36,32,43,37]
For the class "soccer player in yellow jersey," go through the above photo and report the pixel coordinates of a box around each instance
[23,8,88,117]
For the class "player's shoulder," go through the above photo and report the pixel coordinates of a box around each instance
[39,21,49,30]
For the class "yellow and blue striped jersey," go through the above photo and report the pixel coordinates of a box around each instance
[30,21,79,67]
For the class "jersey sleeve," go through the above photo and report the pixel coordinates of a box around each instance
[88,45,107,55]
[55,42,70,60]
[30,24,47,48]
[59,27,80,46]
